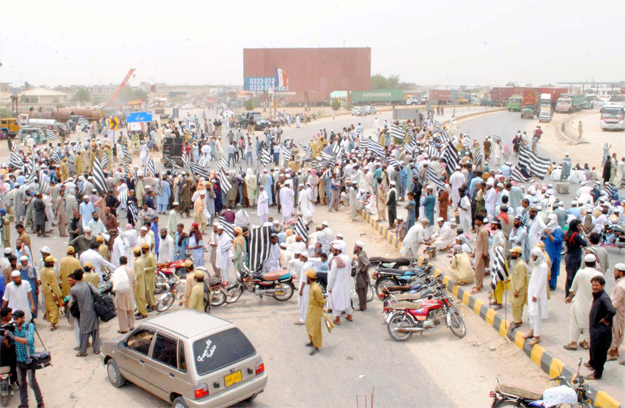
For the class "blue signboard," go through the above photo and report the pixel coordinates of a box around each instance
[126,111,153,123]
[244,77,287,92]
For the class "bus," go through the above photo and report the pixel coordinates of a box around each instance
[507,95,522,111]
[600,104,625,131]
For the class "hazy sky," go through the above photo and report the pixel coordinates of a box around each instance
[1,0,623,89]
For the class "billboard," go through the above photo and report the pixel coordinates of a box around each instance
[243,48,371,103]
[126,111,153,123]
[351,89,403,103]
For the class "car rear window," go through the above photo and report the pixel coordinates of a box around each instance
[192,328,256,376]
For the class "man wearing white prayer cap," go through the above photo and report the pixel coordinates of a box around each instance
[353,240,370,311]
[3,270,36,323]
[523,247,550,345]
[608,263,625,363]
[563,253,602,350]
[328,241,353,324]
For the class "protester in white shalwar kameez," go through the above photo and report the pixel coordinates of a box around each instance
[400,220,428,259]
[525,247,549,345]
[216,226,233,284]
[297,184,314,222]
[565,254,603,349]
[256,186,269,224]
[527,207,547,250]
[263,237,281,273]
[140,143,148,168]
[280,183,295,222]
[484,184,497,220]
[431,218,454,250]
[449,169,465,207]
[111,232,130,268]
[327,243,353,322]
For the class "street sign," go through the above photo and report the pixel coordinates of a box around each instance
[126,111,153,123]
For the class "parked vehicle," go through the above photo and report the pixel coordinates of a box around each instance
[506,96,522,112]
[429,89,452,104]
[539,93,552,108]
[155,259,188,295]
[385,283,466,341]
[226,265,295,303]
[364,106,377,115]
[17,127,46,144]
[0,118,19,138]
[490,358,592,408]
[556,94,585,113]
[351,106,366,116]
[102,310,267,407]
[600,104,625,131]
[599,221,625,248]
[491,86,522,106]
[521,90,539,119]
[239,111,271,130]
[538,108,552,123]
[316,261,375,304]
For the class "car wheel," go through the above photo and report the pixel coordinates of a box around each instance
[245,393,259,403]
[107,359,126,388]
[172,397,189,408]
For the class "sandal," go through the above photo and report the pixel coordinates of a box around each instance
[583,362,593,369]
[527,338,541,346]
[93,351,100,355]
[117,330,128,334]
[580,342,589,350]
[522,333,534,339]
[309,348,319,356]
[76,353,88,357]
[293,322,304,325]
[50,326,57,332]
[606,355,618,361]
[345,316,353,322]
[563,344,578,351]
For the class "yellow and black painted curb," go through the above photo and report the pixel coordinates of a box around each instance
[359,209,622,408]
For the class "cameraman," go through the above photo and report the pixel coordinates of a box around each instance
[6,310,44,408]
[0,307,17,388]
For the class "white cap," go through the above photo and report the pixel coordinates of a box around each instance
[140,226,148,231]
[322,221,329,227]
[300,252,309,258]
[173,202,179,206]
[437,217,444,222]
[20,256,28,261]
[11,271,20,278]
[584,254,596,263]
[615,263,625,271]
[84,226,92,232]
[548,214,557,221]
[145,185,151,190]
[531,247,542,256]
[355,241,364,248]
[41,246,51,253]
[3,248,12,255]
[337,233,344,238]
[332,243,342,250]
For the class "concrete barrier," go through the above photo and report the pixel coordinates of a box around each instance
[359,208,622,408]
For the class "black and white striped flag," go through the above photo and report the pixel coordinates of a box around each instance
[101,153,109,168]
[50,150,61,164]
[9,140,20,154]
[39,171,50,195]
[321,151,334,165]
[366,139,385,157]
[190,162,211,179]
[426,167,445,191]
[490,246,508,290]
[218,169,232,192]
[518,147,549,179]
[510,166,529,183]
[427,145,441,159]
[182,152,191,170]
[128,202,139,225]
[122,143,132,164]
[45,129,58,141]
[390,124,405,141]
[331,142,341,156]
[442,142,459,172]
[260,148,271,166]
[220,156,228,169]
[10,152,23,168]
[183,118,191,132]
[24,157,36,187]
[281,145,292,162]
[440,130,450,144]
[93,156,107,193]
[492,135,502,143]
[248,225,273,273]
[433,120,441,128]
[403,142,414,155]
[218,215,235,239]
[146,157,157,177]
[474,146,482,166]
[604,182,615,201]
[300,143,313,158]
[294,216,308,241]
[118,189,128,206]
[388,158,402,168]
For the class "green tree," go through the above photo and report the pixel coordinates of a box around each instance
[371,74,412,90]
[0,109,13,118]
[135,89,148,100]
[118,87,136,102]
[73,88,91,103]
[244,99,254,111]
[24,81,32,90]
[331,98,341,111]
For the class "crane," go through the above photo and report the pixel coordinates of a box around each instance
[106,68,136,106]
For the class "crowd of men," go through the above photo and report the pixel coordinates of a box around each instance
[0,106,622,405]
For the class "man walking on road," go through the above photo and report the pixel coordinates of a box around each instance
[353,241,370,311]
[70,269,100,357]
[10,310,44,408]
[328,243,353,325]
[305,269,325,356]
[524,247,549,346]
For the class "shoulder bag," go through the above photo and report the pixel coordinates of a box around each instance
[25,323,52,370]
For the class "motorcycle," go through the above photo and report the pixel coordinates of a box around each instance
[385,284,466,341]
[156,274,186,313]
[226,265,295,303]
[373,261,434,297]
[316,262,375,305]
[490,358,593,408]
[98,268,113,297]
[599,221,625,248]
[155,259,188,294]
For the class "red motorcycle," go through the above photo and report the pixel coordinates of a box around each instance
[155,259,188,294]
[385,284,466,341]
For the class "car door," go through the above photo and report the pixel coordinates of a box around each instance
[118,327,155,390]
[145,332,194,401]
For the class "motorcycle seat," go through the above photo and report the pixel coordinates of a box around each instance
[370,256,411,266]
[378,268,419,276]
[0,366,10,374]
[262,269,289,281]
[389,301,421,310]
[394,293,426,301]
[498,384,542,400]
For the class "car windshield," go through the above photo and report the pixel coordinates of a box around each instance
[193,328,256,376]
[602,108,624,119]
[253,115,266,121]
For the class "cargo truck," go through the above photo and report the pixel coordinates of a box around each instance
[555,94,585,113]
[507,95,523,111]
[539,94,552,108]
[429,89,451,104]
[491,86,522,106]
[539,87,567,109]
[521,90,539,119]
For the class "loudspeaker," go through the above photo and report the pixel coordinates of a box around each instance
[163,137,183,157]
